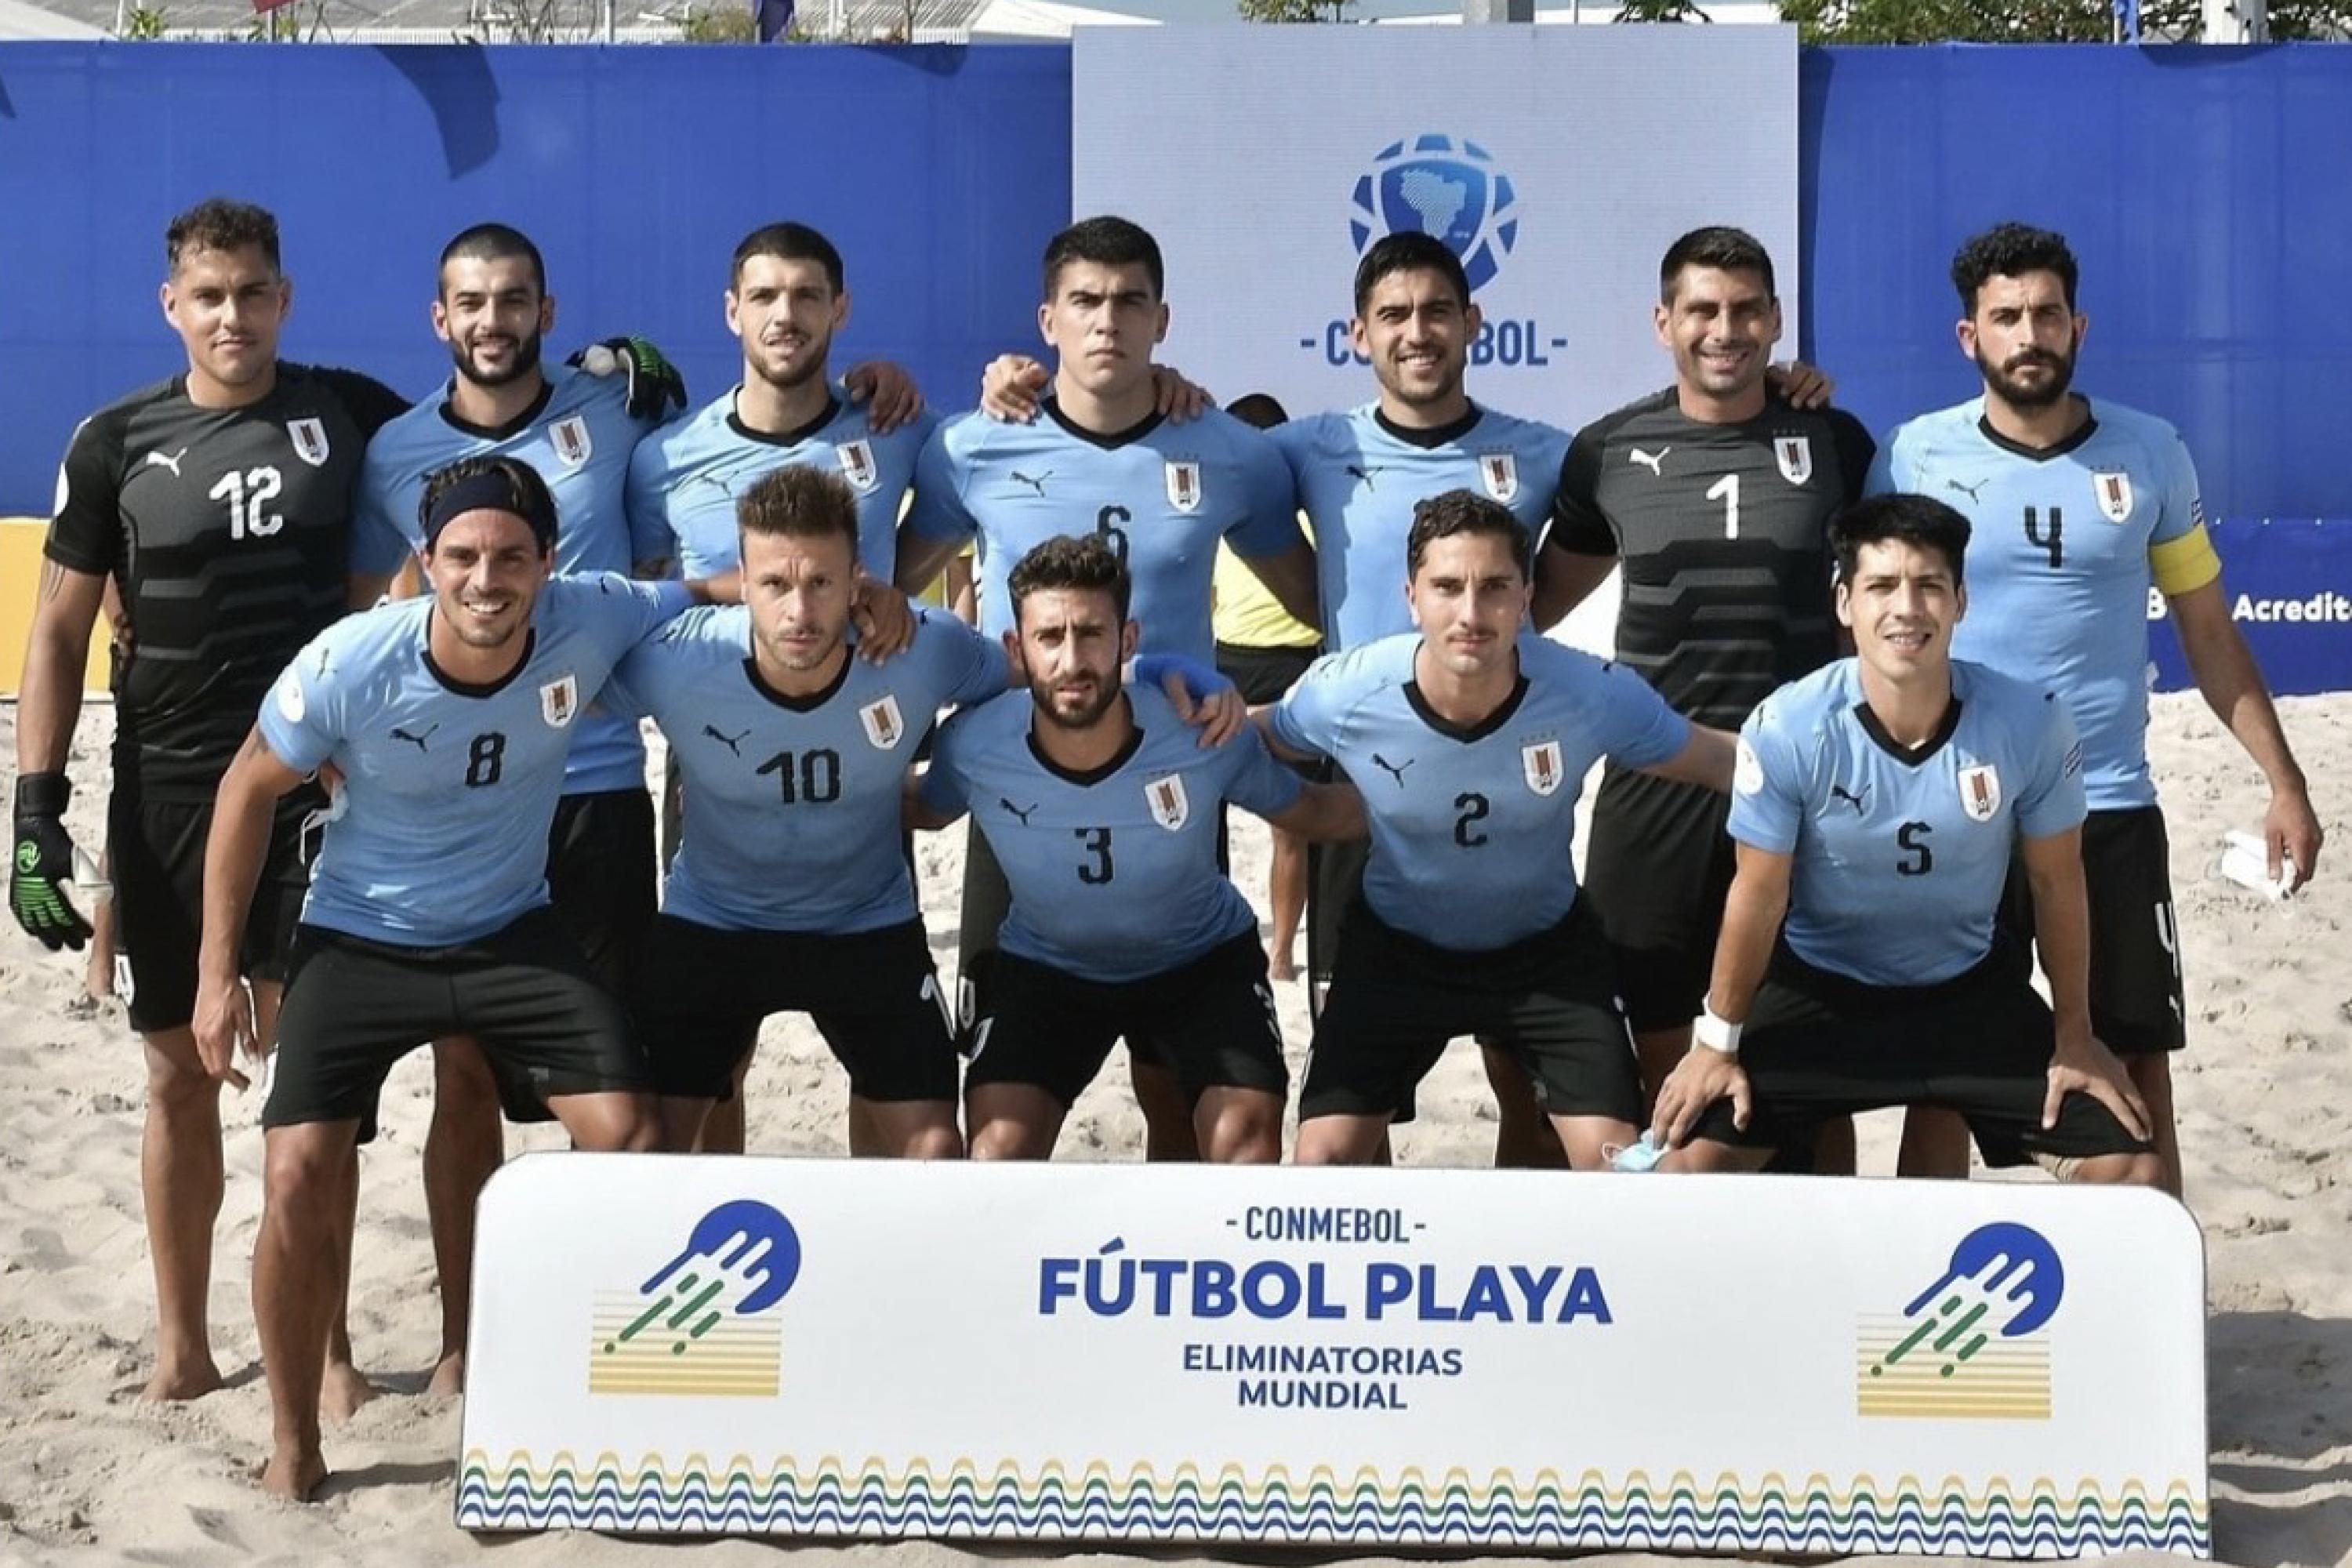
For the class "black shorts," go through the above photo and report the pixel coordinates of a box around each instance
[110,788,314,1035]
[264,906,648,1138]
[546,788,658,992]
[631,916,956,1103]
[1686,944,2154,1165]
[1998,804,2185,1054]
[1214,641,1318,706]
[965,932,1287,1110]
[1301,899,1642,1126]
[1582,766,1737,1035]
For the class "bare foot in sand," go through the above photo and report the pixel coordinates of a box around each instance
[321,1359,379,1422]
[140,1356,223,1403]
[1268,946,1298,982]
[426,1350,465,1398]
[259,1446,329,1502]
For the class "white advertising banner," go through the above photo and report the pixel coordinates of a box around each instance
[1070,26,1798,446]
[459,1156,2209,1557]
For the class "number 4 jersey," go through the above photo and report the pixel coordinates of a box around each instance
[1867,397,2218,811]
[44,365,406,799]
[258,574,689,948]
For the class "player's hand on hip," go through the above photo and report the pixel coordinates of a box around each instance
[1651,1047,1747,1149]
[2265,783,2322,890]
[978,355,1049,423]
[844,359,923,433]
[9,772,94,953]
[192,977,255,1093]
[1765,361,1836,409]
[850,580,916,662]
[2044,1033,2150,1141]
[1149,363,1215,423]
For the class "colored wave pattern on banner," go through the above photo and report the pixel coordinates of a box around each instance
[453,1453,2210,1555]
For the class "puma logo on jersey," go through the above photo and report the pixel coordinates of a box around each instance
[1000,797,1037,825]
[1628,447,1668,476]
[144,448,189,478]
[704,724,749,756]
[390,723,439,753]
[1945,477,1989,502]
[1829,782,1867,814]
[1008,470,1052,497]
[1370,753,1414,787]
[1345,463,1388,487]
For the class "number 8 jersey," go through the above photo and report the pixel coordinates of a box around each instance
[1867,397,2218,811]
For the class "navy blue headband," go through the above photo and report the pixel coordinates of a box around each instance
[423,471,558,552]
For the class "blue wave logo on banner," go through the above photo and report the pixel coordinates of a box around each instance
[590,1200,802,1397]
[1858,1221,2062,1420]
[1351,136,1519,292]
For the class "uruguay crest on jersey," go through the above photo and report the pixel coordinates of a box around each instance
[540,673,579,728]
[1522,739,1564,797]
[1146,772,1189,830]
[837,439,879,494]
[859,694,905,750]
[1957,763,2001,822]
[1479,451,1519,503]
[1774,435,1813,486]
[1165,459,1203,514]
[287,417,332,468]
[550,416,593,470]
[2092,469,2134,524]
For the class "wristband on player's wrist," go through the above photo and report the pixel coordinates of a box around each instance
[13,770,70,818]
[1693,1001,1743,1056]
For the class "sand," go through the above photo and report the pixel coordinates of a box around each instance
[1,690,2347,1566]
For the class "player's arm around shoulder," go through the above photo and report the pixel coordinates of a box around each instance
[1532,423,1617,630]
[895,413,989,595]
[1573,647,1726,791]
[1265,776,1366,845]
[904,703,981,833]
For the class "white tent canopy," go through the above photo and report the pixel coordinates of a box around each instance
[0,0,106,36]
[968,0,1156,37]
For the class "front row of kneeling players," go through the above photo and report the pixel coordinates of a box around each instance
[198,453,2156,1189]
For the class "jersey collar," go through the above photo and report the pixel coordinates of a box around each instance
[728,391,844,449]
[1044,396,1164,451]
[1025,712,1146,785]
[438,379,557,443]
[741,648,854,711]
[1403,670,1530,743]
[1853,695,1965,767]
[422,624,537,699]
[1374,401,1483,451]
[1974,397,2099,463]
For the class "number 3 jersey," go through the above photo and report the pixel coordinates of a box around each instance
[1867,397,2216,811]
[257,575,688,948]
[1730,658,2086,988]
[605,608,1007,935]
[1268,634,1688,953]
[43,365,405,800]
[920,684,1303,982]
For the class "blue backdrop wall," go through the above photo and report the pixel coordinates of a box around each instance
[2,38,2346,690]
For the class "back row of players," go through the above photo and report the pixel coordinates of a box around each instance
[10,201,2321,1499]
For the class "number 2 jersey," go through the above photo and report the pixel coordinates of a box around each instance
[1867,396,2220,810]
[43,365,406,800]
[1267,634,1689,952]
[920,684,1303,982]
[257,575,689,948]
[1731,657,2086,987]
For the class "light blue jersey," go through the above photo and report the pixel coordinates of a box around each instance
[625,388,937,583]
[920,684,1303,982]
[1269,634,1687,950]
[258,575,690,947]
[350,365,662,796]
[1867,397,2206,810]
[903,401,1304,662]
[608,608,1004,933]
[1731,658,2086,986]
[1269,402,1569,650]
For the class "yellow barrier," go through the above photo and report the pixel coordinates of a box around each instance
[2,518,111,696]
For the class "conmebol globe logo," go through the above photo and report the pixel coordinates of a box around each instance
[1350,135,1519,292]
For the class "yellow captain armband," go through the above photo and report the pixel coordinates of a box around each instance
[2150,523,2223,597]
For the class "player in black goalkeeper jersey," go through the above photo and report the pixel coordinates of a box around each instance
[11,198,403,1412]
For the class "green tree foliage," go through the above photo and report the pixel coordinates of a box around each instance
[1777,0,2350,39]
